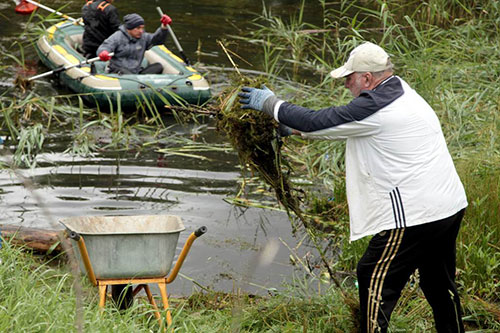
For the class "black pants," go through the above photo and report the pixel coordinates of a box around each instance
[110,62,164,75]
[357,209,465,333]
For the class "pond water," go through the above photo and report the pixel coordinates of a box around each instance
[0,0,328,295]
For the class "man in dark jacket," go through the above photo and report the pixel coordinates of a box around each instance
[82,0,120,58]
[97,13,172,75]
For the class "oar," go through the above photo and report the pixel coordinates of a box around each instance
[28,53,114,81]
[15,0,83,26]
[156,6,190,65]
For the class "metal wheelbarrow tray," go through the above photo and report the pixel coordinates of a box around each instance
[60,215,191,279]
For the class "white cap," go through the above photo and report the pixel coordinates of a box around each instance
[330,42,392,78]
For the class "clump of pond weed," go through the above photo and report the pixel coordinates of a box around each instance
[216,76,308,229]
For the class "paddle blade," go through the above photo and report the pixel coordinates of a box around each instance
[15,0,37,15]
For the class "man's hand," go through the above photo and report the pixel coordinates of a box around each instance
[98,50,111,61]
[161,14,172,26]
[238,86,276,116]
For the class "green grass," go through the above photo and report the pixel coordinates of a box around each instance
[0,243,166,332]
[1,243,498,332]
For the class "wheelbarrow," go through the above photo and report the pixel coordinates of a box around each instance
[60,215,206,327]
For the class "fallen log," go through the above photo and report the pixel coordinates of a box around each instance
[0,224,63,253]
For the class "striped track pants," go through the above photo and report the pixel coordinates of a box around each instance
[356,209,465,333]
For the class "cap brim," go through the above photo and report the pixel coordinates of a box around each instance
[330,66,353,79]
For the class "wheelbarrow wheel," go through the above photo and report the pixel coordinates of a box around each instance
[111,284,134,310]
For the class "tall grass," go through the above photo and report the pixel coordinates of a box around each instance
[0,242,446,332]
[0,242,169,332]
[0,82,195,169]
[2,241,497,332]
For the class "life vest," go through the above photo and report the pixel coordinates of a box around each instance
[97,2,111,11]
[82,0,120,54]
[85,0,110,12]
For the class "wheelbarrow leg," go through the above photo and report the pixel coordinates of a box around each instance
[98,285,107,309]
[158,282,172,327]
[143,284,162,323]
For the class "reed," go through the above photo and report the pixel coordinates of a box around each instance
[215,77,305,229]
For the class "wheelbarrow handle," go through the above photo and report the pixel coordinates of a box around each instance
[65,229,98,286]
[194,226,207,237]
[68,230,81,241]
[166,226,207,284]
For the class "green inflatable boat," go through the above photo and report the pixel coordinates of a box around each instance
[34,21,211,109]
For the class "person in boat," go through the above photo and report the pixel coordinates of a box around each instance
[238,42,468,333]
[81,0,120,59]
[96,13,172,75]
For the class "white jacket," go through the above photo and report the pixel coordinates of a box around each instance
[274,76,467,240]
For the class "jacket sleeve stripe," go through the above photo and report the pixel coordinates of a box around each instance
[277,76,404,133]
[390,188,407,229]
[389,192,400,229]
[395,187,407,227]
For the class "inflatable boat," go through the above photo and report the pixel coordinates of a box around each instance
[34,21,211,109]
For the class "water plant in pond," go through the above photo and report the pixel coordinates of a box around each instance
[216,76,303,224]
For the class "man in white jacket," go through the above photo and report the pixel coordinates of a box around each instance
[238,42,467,333]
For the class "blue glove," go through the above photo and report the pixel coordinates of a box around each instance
[238,85,276,116]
